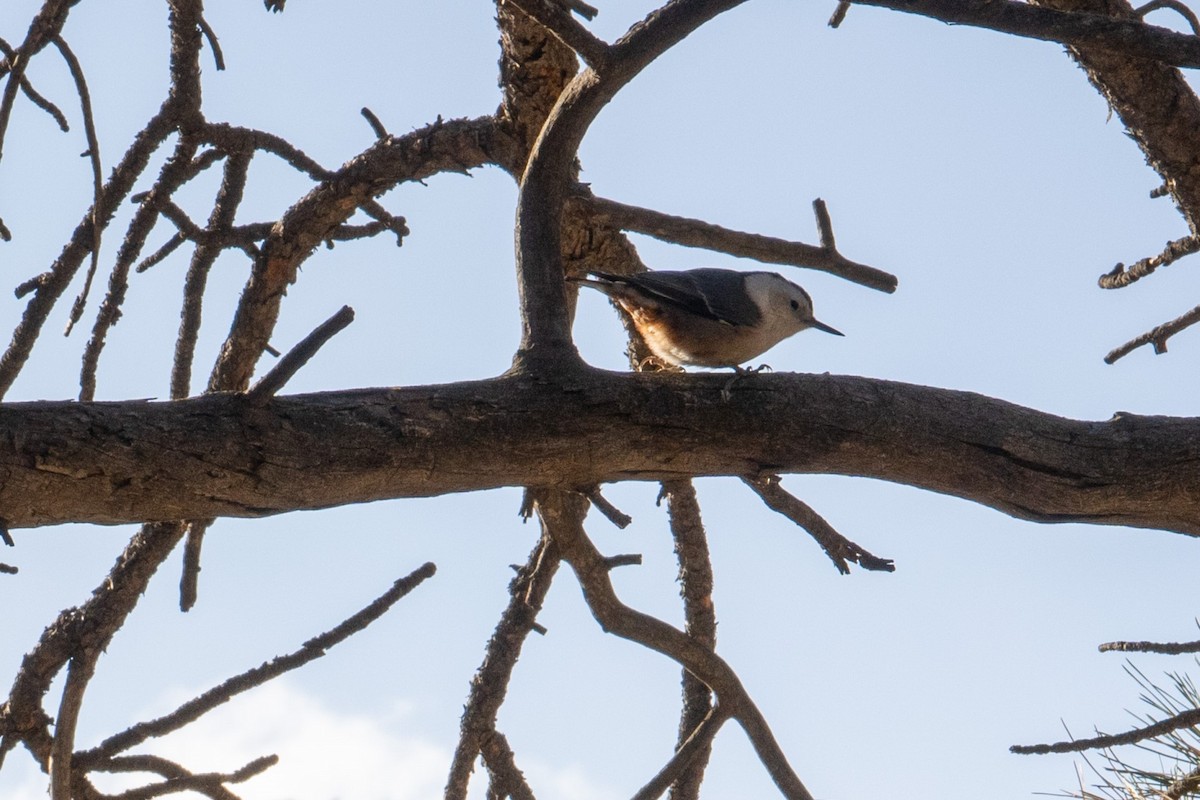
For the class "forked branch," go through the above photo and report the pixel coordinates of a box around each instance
[534,489,815,800]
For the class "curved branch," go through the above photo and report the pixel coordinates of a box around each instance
[535,489,814,799]
[207,114,514,392]
[846,0,1200,68]
[2,372,1200,534]
[512,0,751,371]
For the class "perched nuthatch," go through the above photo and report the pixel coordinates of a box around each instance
[571,267,843,368]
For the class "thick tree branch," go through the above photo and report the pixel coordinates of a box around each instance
[512,0,751,372]
[847,0,1200,68]
[2,372,1197,536]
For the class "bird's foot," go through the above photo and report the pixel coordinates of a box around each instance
[721,364,772,401]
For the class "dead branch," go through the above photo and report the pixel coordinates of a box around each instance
[584,485,633,528]
[1134,0,1200,34]
[4,372,1200,536]
[178,519,209,612]
[77,562,436,764]
[447,535,559,799]
[173,150,255,400]
[0,36,68,132]
[1012,706,1200,754]
[1104,301,1200,363]
[577,194,897,293]
[0,105,178,400]
[512,0,756,373]
[843,0,1200,67]
[743,475,895,574]
[246,306,356,402]
[1099,637,1200,653]
[52,35,104,338]
[633,706,731,800]
[1098,235,1200,289]
[79,135,203,401]
[479,730,538,800]
[90,752,277,800]
[0,522,187,774]
[0,0,75,163]
[662,479,717,800]
[535,489,815,800]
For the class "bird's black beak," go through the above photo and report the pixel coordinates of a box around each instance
[810,318,844,337]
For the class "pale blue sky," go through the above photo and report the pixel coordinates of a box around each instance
[3,2,1200,798]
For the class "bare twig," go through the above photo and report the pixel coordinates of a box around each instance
[1098,235,1200,289]
[178,519,210,612]
[829,0,852,27]
[0,36,68,132]
[0,563,17,575]
[134,233,186,273]
[197,14,226,71]
[1104,302,1200,363]
[1134,0,1200,35]
[1099,638,1200,654]
[1012,707,1200,754]
[578,194,897,293]
[245,305,355,402]
[743,475,895,574]
[552,0,600,20]
[633,706,732,800]
[603,553,643,568]
[0,0,76,163]
[92,752,277,799]
[584,485,633,528]
[78,562,436,763]
[360,106,388,139]
[53,36,104,338]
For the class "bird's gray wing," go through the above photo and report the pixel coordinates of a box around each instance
[622,269,762,327]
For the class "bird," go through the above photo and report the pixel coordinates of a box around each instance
[570,267,843,369]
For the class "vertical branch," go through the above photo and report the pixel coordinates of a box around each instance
[446,533,560,799]
[51,36,105,337]
[79,136,201,401]
[172,148,253,399]
[48,657,94,800]
[0,109,176,400]
[511,0,751,373]
[661,479,717,800]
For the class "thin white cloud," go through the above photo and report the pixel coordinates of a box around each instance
[0,680,624,800]
[90,680,447,800]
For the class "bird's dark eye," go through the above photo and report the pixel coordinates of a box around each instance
[789,299,800,310]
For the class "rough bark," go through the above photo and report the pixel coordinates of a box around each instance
[2,371,1198,535]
